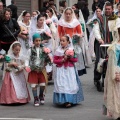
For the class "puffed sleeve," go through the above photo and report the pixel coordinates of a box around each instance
[25,48,31,67]
[76,25,83,36]
[93,22,102,41]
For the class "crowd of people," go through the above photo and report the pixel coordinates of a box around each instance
[0,0,120,120]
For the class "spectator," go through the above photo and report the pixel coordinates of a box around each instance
[40,1,49,14]
[0,1,3,12]
[72,4,79,10]
[93,2,120,91]
[77,1,89,22]
[92,0,100,13]
[59,0,67,14]
[115,3,120,17]
[7,0,18,20]
[49,0,57,8]
[0,8,20,52]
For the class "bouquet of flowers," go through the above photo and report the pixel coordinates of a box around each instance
[20,26,29,49]
[40,32,52,42]
[64,48,77,59]
[40,47,53,65]
[72,34,81,45]
[46,19,52,28]
[3,55,19,72]
[65,49,74,57]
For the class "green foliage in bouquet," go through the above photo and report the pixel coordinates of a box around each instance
[39,51,52,66]
[5,55,11,63]
[72,35,81,45]
[40,32,51,41]
[80,23,85,32]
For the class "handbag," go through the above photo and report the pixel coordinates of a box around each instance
[97,45,107,73]
[97,58,105,73]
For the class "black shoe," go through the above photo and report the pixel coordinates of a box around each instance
[94,80,97,86]
[96,81,102,92]
[117,118,120,120]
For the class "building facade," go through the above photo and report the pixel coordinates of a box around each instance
[5,0,78,16]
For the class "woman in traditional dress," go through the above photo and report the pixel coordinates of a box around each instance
[104,24,120,120]
[53,35,84,107]
[74,9,92,67]
[87,7,102,60]
[0,41,30,104]
[58,7,87,76]
[46,7,58,26]
[17,10,31,54]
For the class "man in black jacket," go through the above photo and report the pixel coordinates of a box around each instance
[7,0,18,20]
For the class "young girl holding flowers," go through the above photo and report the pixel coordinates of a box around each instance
[0,41,30,104]
[25,33,52,107]
[53,35,84,107]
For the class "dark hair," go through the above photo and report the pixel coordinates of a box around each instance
[61,1,66,7]
[118,28,120,35]
[37,14,44,21]
[12,43,21,49]
[46,7,54,15]
[105,2,113,9]
[96,7,102,11]
[43,1,49,7]
[72,4,79,9]
[1,8,12,21]
[64,8,73,13]
[63,35,70,44]
[74,9,79,18]
[42,13,48,19]
[22,11,29,16]
[117,2,120,7]
[11,0,15,4]
[77,1,85,9]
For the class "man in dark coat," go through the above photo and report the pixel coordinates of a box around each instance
[7,0,18,20]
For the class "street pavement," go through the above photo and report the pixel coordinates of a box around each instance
[0,64,112,120]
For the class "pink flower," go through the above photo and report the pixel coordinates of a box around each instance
[46,19,52,24]
[25,66,31,73]
[0,55,4,59]
[43,47,51,54]
[21,27,28,35]
[45,32,52,38]
[65,49,74,57]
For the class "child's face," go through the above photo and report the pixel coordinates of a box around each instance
[12,46,21,56]
[33,38,41,47]
[60,36,69,48]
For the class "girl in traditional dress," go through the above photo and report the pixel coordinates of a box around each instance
[0,41,30,104]
[58,7,88,76]
[17,10,31,54]
[104,23,120,120]
[53,35,84,107]
[46,7,58,26]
